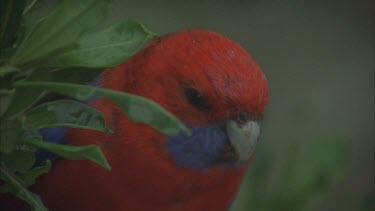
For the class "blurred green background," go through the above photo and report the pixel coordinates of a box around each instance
[104,0,373,210]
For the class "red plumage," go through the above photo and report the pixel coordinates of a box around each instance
[1,29,268,210]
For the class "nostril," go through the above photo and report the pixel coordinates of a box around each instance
[233,112,263,125]
[236,112,249,124]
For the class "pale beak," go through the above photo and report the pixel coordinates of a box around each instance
[226,117,261,163]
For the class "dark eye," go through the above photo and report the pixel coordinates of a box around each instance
[184,88,209,110]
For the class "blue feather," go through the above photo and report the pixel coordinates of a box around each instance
[35,127,68,165]
[166,122,237,170]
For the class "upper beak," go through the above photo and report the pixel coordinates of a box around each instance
[225,113,261,163]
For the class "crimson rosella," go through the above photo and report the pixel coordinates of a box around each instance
[1,29,268,211]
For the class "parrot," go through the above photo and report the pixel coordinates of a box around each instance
[1,29,268,210]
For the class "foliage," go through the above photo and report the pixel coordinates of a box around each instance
[0,0,188,209]
[231,137,350,211]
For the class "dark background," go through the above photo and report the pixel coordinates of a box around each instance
[106,0,374,210]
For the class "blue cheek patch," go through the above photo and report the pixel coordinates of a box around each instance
[35,127,69,166]
[166,123,231,169]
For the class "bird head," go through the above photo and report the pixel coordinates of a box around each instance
[101,29,268,170]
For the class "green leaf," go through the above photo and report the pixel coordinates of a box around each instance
[18,67,103,84]
[0,66,20,77]
[0,164,48,211]
[10,0,110,66]
[22,99,112,133]
[0,70,14,90]
[2,67,103,118]
[0,129,19,153]
[1,149,36,173]
[0,119,21,153]
[44,20,157,68]
[2,63,54,119]
[0,89,14,95]
[1,87,44,118]
[48,67,103,84]
[0,93,14,116]
[15,81,190,136]
[23,137,111,171]
[22,0,58,38]
[23,0,39,15]
[0,67,103,118]
[0,0,27,49]
[20,160,52,187]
